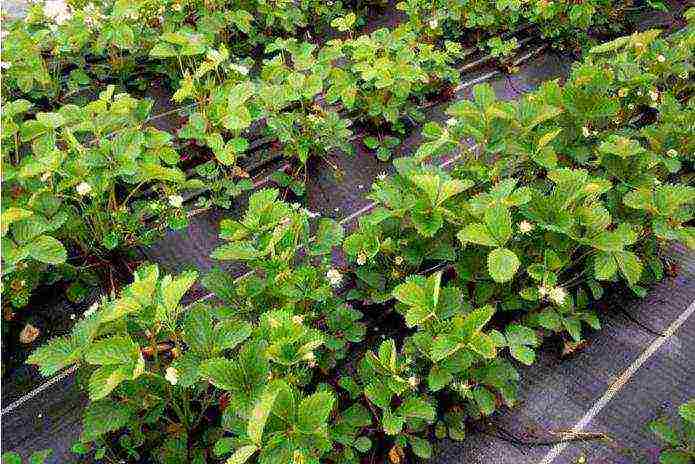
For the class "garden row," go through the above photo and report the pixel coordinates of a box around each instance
[9,7,695,464]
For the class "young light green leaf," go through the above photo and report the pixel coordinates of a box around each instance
[225,445,258,464]
[297,391,335,432]
[484,204,512,245]
[27,235,67,264]
[457,223,497,247]
[247,387,280,445]
[487,247,520,283]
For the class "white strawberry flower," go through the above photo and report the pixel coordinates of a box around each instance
[168,195,184,208]
[44,0,72,24]
[377,171,387,181]
[548,286,567,306]
[165,367,179,385]
[326,268,343,287]
[84,301,99,317]
[76,182,92,196]
[356,252,367,266]
[581,126,591,138]
[446,118,458,126]
[656,54,666,63]
[666,149,678,158]
[428,18,438,29]
[230,64,249,76]
[519,221,534,234]
[394,256,404,266]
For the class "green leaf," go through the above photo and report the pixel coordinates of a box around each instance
[297,391,335,432]
[36,112,64,129]
[27,336,80,376]
[458,223,497,247]
[1,207,33,236]
[472,386,496,415]
[658,450,691,464]
[509,344,535,365]
[431,336,460,362]
[85,336,139,366]
[382,410,405,435]
[505,324,537,347]
[211,242,261,261]
[428,365,453,391]
[2,452,22,464]
[487,247,520,283]
[505,324,538,365]
[88,365,130,400]
[199,358,238,391]
[184,306,216,355]
[411,207,443,237]
[27,235,67,264]
[460,305,495,335]
[215,320,252,352]
[392,277,429,310]
[160,270,197,318]
[399,397,435,421]
[28,450,52,464]
[248,387,279,445]
[308,218,344,256]
[536,309,561,330]
[408,435,432,458]
[484,204,512,245]
[225,445,257,464]
[616,251,642,286]
[599,136,645,159]
[82,401,132,441]
[468,333,496,358]
[594,252,617,281]
[150,42,178,57]
[353,436,372,452]
[679,399,695,424]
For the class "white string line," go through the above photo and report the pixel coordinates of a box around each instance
[538,299,695,464]
[1,43,546,418]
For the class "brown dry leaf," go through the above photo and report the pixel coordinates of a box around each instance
[3,308,16,321]
[562,339,588,357]
[388,445,404,464]
[233,166,250,178]
[19,324,40,344]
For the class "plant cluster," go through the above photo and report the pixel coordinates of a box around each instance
[25,11,695,463]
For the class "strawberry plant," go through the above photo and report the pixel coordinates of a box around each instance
[1,86,194,309]
[649,399,695,464]
[363,134,400,161]
[326,25,462,128]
